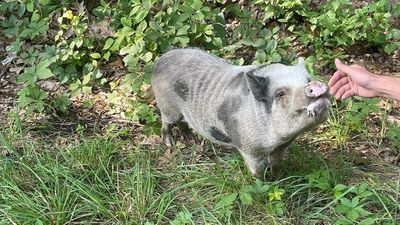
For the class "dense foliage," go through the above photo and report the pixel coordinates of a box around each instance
[1,0,399,134]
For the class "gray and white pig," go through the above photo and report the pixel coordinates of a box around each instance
[151,48,329,179]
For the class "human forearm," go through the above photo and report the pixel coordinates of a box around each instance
[372,75,400,101]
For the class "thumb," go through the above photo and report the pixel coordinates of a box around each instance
[334,58,358,76]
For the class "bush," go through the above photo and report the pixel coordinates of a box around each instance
[1,0,399,135]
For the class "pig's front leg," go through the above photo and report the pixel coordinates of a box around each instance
[241,151,270,180]
[241,147,288,180]
[268,140,294,179]
[268,148,287,179]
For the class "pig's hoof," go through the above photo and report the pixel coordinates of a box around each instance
[163,135,175,147]
[181,131,197,142]
[177,122,196,142]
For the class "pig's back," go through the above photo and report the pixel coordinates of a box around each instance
[151,48,248,141]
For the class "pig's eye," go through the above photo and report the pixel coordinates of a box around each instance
[275,90,286,98]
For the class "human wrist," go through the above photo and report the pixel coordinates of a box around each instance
[373,75,400,101]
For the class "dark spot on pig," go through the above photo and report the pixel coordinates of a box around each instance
[210,127,231,143]
[246,70,272,113]
[228,119,241,147]
[217,97,241,122]
[230,72,249,94]
[174,80,189,101]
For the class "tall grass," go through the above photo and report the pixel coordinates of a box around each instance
[0,114,399,224]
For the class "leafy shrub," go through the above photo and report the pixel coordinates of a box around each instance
[1,0,399,135]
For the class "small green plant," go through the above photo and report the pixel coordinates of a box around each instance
[386,122,400,150]
[17,60,54,113]
[239,180,286,215]
[170,209,194,225]
[333,183,374,225]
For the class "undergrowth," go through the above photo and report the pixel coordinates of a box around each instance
[1,113,399,224]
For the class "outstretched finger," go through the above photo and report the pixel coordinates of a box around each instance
[328,70,345,87]
[329,76,349,96]
[335,83,351,100]
[341,89,355,99]
[334,59,363,77]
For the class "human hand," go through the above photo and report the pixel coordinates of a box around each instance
[328,59,379,100]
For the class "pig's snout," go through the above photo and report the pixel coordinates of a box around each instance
[305,81,327,98]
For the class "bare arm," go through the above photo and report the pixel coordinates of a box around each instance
[372,75,400,101]
[329,59,400,101]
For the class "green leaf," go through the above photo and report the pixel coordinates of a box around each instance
[82,73,92,86]
[334,184,348,198]
[121,16,132,27]
[82,86,92,94]
[137,20,148,33]
[335,204,349,214]
[214,192,238,210]
[358,190,373,198]
[269,52,281,63]
[266,40,278,53]
[275,206,284,215]
[239,186,253,205]
[336,217,353,225]
[18,68,37,84]
[18,89,34,108]
[141,52,153,63]
[177,37,190,46]
[69,81,81,91]
[134,9,149,24]
[346,209,359,221]
[36,68,54,80]
[340,198,353,208]
[255,49,266,63]
[35,218,44,225]
[335,184,348,191]
[132,76,144,93]
[35,60,51,72]
[354,206,371,216]
[359,218,374,225]
[20,28,32,38]
[27,2,34,12]
[177,25,190,36]
[253,179,270,194]
[17,4,26,17]
[103,51,111,60]
[351,196,359,207]
[103,38,114,50]
[272,26,279,34]
[170,210,192,225]
[90,53,101,59]
[123,54,139,71]
[53,95,71,112]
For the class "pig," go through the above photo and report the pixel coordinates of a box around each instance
[151,48,330,179]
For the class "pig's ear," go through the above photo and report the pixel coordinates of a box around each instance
[245,72,270,101]
[296,57,311,78]
[296,57,306,67]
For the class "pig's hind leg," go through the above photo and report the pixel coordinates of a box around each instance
[161,121,174,147]
[159,106,183,147]
[177,122,196,142]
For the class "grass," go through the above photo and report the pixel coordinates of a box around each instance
[0,112,399,225]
